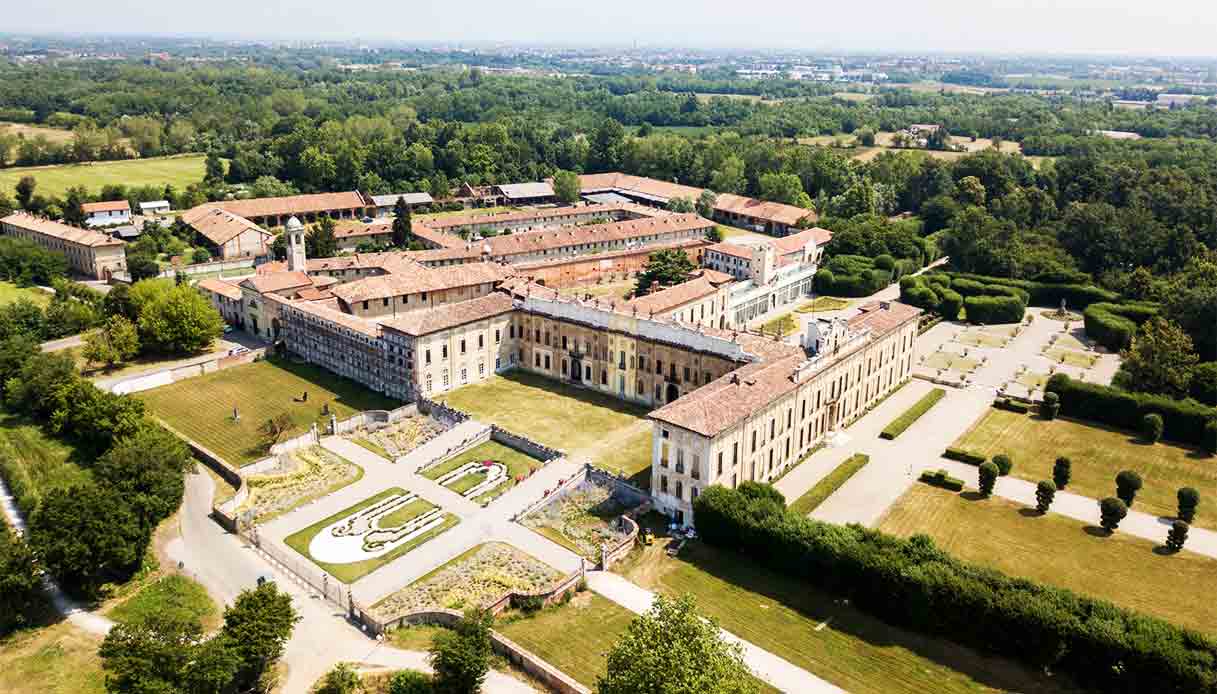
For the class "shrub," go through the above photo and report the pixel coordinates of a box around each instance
[1099,497,1128,532]
[388,670,434,694]
[1166,520,1189,552]
[1143,413,1164,443]
[1177,487,1200,523]
[942,447,986,465]
[880,388,945,439]
[1205,420,1217,455]
[943,272,1117,309]
[874,254,895,271]
[512,594,544,613]
[964,295,1025,324]
[1042,392,1060,420]
[993,398,1029,414]
[1045,373,1217,446]
[1115,470,1143,506]
[990,454,1013,476]
[1035,480,1056,514]
[936,288,963,319]
[978,462,998,497]
[1052,457,1071,489]
[429,609,492,694]
[1083,301,1160,351]
[919,469,964,492]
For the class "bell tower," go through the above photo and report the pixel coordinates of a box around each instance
[285,216,306,272]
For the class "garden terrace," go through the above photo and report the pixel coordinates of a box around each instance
[952,409,1217,530]
[520,477,641,560]
[879,483,1217,634]
[370,542,563,620]
[236,446,363,523]
[138,358,397,466]
[350,416,446,460]
[421,440,545,504]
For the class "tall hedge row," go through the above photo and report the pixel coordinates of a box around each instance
[964,295,1026,324]
[693,484,1217,694]
[1082,302,1161,351]
[945,272,1119,309]
[1045,373,1217,446]
[950,277,1031,304]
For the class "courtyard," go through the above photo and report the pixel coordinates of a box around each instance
[138,358,398,465]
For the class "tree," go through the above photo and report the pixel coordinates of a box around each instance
[709,155,746,195]
[81,314,140,368]
[1035,480,1056,514]
[666,196,695,213]
[1115,470,1143,506]
[706,225,724,242]
[1042,392,1060,420]
[856,127,876,146]
[204,152,225,184]
[15,175,36,209]
[758,172,807,207]
[429,608,492,694]
[1166,520,1189,552]
[633,248,695,298]
[0,192,13,218]
[137,283,224,355]
[0,527,42,634]
[100,610,208,694]
[1142,413,1164,443]
[1099,497,1128,533]
[192,248,211,264]
[388,670,433,694]
[590,118,625,172]
[62,186,88,226]
[1206,420,1217,455]
[1120,317,1198,398]
[391,197,413,248]
[955,176,986,207]
[94,423,192,535]
[261,412,294,450]
[1052,456,1071,489]
[28,484,146,596]
[221,582,300,692]
[696,190,718,219]
[316,663,364,694]
[1178,487,1200,523]
[978,461,998,497]
[127,253,161,282]
[599,594,755,694]
[306,216,339,259]
[991,453,1013,476]
[552,169,580,204]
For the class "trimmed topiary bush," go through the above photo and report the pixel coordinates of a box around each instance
[991,454,1013,476]
[1143,413,1164,443]
[1100,496,1128,533]
[994,398,1030,414]
[1052,456,1071,489]
[1166,520,1189,552]
[978,462,998,497]
[1042,392,1060,420]
[1035,480,1056,514]
[1082,301,1160,351]
[942,447,986,465]
[1177,487,1200,523]
[1045,373,1216,446]
[919,469,965,492]
[964,295,1026,325]
[1115,470,1143,506]
[1204,420,1217,455]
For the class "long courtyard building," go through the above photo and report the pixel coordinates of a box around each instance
[0,211,127,280]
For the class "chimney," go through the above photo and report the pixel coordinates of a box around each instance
[880,300,891,310]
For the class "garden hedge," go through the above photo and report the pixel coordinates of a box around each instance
[880,388,945,439]
[951,277,1031,304]
[694,485,1217,694]
[1082,302,1161,351]
[1045,374,1217,447]
[964,295,1026,324]
[945,272,1119,309]
[993,398,1030,414]
[942,447,986,465]
[919,469,964,492]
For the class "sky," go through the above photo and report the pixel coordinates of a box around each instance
[9,0,1217,58]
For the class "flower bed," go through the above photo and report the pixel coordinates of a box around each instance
[370,542,563,619]
[237,446,362,522]
[353,416,446,459]
[520,478,639,560]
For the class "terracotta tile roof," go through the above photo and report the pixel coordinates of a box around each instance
[240,271,314,294]
[286,298,384,338]
[483,213,711,259]
[695,268,736,284]
[416,203,656,232]
[196,278,242,300]
[329,262,511,304]
[81,200,130,214]
[624,275,721,316]
[214,192,368,220]
[509,237,709,272]
[182,205,272,247]
[579,172,818,227]
[333,220,392,240]
[409,224,467,249]
[305,252,420,275]
[847,300,922,336]
[295,287,334,301]
[772,227,833,254]
[704,242,754,260]
[715,193,816,227]
[380,292,515,336]
[0,212,124,247]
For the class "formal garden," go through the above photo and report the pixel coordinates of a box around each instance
[420,439,544,504]
[235,446,363,523]
[520,477,641,560]
[349,415,446,460]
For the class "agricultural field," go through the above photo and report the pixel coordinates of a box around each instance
[953,409,1217,529]
[0,121,75,146]
[879,484,1217,634]
[0,154,209,198]
[138,358,397,466]
[521,478,640,559]
[237,446,364,522]
[619,536,1080,694]
[371,542,563,619]
[421,440,543,504]
[0,412,91,515]
[0,282,51,307]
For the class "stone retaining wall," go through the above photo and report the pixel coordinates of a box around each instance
[110,348,265,394]
[490,425,563,462]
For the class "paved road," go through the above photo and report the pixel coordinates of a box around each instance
[587,571,843,694]
[40,333,85,353]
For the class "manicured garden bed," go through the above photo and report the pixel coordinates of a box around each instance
[788,454,870,515]
[880,388,945,439]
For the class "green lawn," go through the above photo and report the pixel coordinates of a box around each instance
[351,436,393,460]
[953,409,1217,530]
[1016,371,1049,390]
[759,312,799,337]
[386,623,451,651]
[795,296,852,313]
[0,622,105,694]
[0,154,209,198]
[376,498,435,529]
[955,330,1008,348]
[0,282,51,307]
[422,439,544,504]
[620,539,1078,694]
[138,358,397,465]
[0,412,91,515]
[1043,347,1098,368]
[879,484,1217,634]
[922,351,979,373]
[107,575,219,631]
[788,454,869,515]
[880,388,945,439]
[284,487,458,583]
[436,370,648,455]
[594,428,653,488]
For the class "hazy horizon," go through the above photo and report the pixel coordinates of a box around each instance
[7,0,1217,59]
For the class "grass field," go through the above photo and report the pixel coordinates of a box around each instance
[788,454,869,515]
[953,409,1216,529]
[759,312,799,337]
[1043,347,1098,368]
[107,574,219,630]
[879,484,1217,634]
[955,330,1008,348]
[138,358,397,466]
[795,296,852,313]
[594,428,654,486]
[422,440,542,504]
[0,622,105,694]
[284,487,458,583]
[497,593,637,689]
[0,154,208,198]
[620,538,1079,694]
[376,498,435,529]
[922,351,979,373]
[0,412,91,515]
[0,121,75,145]
[436,370,648,458]
[0,282,51,307]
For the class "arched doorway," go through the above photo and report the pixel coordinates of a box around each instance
[665,383,679,403]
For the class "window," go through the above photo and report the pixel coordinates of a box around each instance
[460,368,467,384]
[691,455,700,480]
[535,353,541,367]
[383,298,389,307]
[750,430,757,453]
[660,476,668,494]
[460,339,466,354]
[675,448,684,473]
[535,329,541,342]
[562,336,568,350]
[638,356,647,371]
[495,357,501,369]
[362,300,369,310]
[704,370,711,384]
[637,379,644,394]
[425,349,432,365]
[495,329,501,343]
[441,370,449,387]
[769,418,775,439]
[660,443,669,467]
[479,362,485,376]
[683,366,690,382]
[692,487,699,500]
[442,344,448,359]
[478,334,484,349]
[717,452,723,476]
[544,354,551,370]
[424,374,432,393]
[675,481,683,500]
[656,359,663,375]
[619,350,626,369]
[600,369,607,385]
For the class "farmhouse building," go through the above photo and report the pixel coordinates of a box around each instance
[81,199,131,227]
